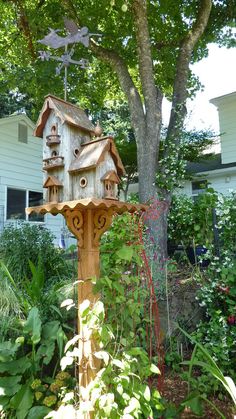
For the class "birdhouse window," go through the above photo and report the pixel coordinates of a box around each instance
[101,171,120,200]
[80,177,88,188]
[104,180,115,198]
[51,125,57,135]
[51,150,58,157]
[74,148,80,157]
[46,123,61,146]
[49,186,59,203]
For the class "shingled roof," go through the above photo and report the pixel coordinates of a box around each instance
[69,137,125,177]
[43,175,63,188]
[187,154,236,174]
[34,95,95,138]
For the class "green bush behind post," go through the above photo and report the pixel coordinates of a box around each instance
[0,223,73,287]
[0,223,77,339]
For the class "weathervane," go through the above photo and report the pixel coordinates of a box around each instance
[38,18,100,101]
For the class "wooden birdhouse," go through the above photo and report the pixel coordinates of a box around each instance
[34,95,125,204]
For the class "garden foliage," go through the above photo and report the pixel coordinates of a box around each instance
[0,213,167,418]
[0,306,73,419]
[168,189,236,392]
[0,223,72,286]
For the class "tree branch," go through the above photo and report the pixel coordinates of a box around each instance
[12,0,36,60]
[167,0,212,143]
[90,40,146,145]
[132,0,162,145]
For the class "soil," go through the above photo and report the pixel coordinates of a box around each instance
[162,373,235,419]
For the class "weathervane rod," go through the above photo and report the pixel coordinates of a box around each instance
[64,45,68,101]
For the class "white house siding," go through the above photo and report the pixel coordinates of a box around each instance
[122,169,236,201]
[179,169,236,197]
[0,115,64,244]
[211,92,236,165]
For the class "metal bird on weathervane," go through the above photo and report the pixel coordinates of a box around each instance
[38,18,101,100]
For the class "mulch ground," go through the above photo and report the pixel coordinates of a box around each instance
[162,373,235,418]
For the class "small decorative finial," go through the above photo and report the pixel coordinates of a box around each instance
[94,121,103,137]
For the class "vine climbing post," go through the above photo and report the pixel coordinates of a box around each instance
[64,207,113,388]
[27,200,145,419]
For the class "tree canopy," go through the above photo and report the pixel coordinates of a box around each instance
[0,1,235,118]
[0,0,235,258]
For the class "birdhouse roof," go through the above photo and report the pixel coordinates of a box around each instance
[43,175,63,188]
[101,170,121,184]
[69,136,125,177]
[34,95,95,137]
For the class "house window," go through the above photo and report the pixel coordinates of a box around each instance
[28,191,44,222]
[7,188,26,220]
[6,188,44,222]
[192,180,208,201]
[18,123,28,143]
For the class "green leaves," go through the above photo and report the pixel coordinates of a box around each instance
[116,245,134,261]
[143,385,151,401]
[0,375,22,397]
[10,383,34,419]
[150,364,161,375]
[94,351,110,366]
[179,326,236,413]
[0,357,31,375]
[24,307,42,345]
[0,341,20,362]
[27,406,51,419]
[181,392,203,416]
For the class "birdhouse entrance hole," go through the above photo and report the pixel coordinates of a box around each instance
[80,177,88,188]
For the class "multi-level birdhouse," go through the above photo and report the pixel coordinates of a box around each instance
[34,95,125,204]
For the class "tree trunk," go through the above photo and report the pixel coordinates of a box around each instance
[85,0,212,273]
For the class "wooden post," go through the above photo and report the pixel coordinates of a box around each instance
[64,207,113,389]
[26,199,146,419]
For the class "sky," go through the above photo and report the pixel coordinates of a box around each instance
[163,44,236,133]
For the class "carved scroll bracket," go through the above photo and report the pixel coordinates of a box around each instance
[64,207,115,249]
[64,209,84,247]
[93,208,114,246]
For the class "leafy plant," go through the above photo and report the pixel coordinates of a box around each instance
[193,261,236,379]
[180,327,236,418]
[168,189,218,249]
[0,307,70,419]
[0,223,73,287]
[0,268,23,341]
[0,259,76,331]
[49,298,165,418]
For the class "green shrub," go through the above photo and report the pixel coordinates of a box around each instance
[168,189,218,248]
[0,271,23,341]
[193,262,236,379]
[0,223,73,287]
[168,189,236,257]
